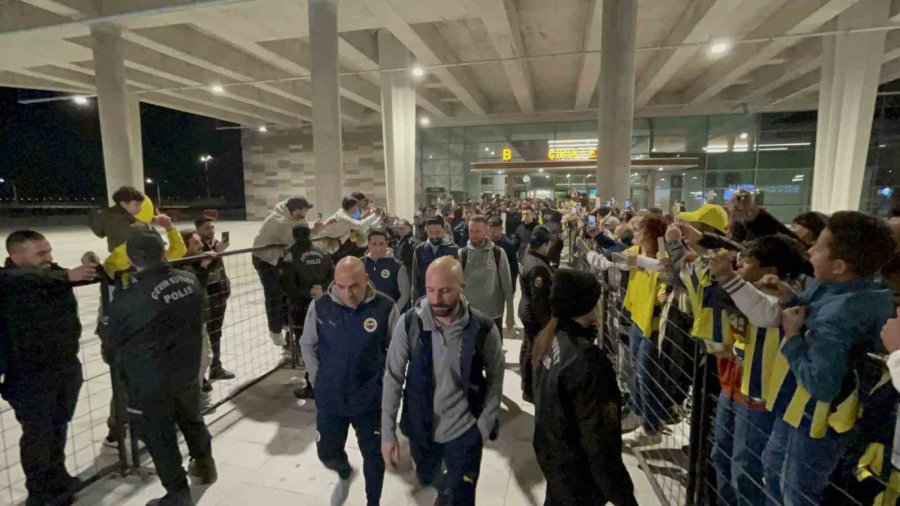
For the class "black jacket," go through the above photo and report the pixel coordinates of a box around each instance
[518,250,553,330]
[452,220,469,248]
[390,233,419,275]
[533,320,636,506]
[278,244,335,305]
[731,208,797,243]
[493,235,519,278]
[514,220,539,262]
[505,210,522,237]
[0,259,83,378]
[200,238,231,299]
[107,264,205,399]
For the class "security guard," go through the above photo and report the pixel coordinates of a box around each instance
[300,256,399,506]
[363,229,410,310]
[107,230,217,506]
[518,225,554,403]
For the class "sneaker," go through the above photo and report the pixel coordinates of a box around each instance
[145,489,193,506]
[188,457,218,485]
[331,468,355,506]
[103,432,119,449]
[201,379,213,393]
[623,428,662,448]
[208,367,235,381]
[621,412,641,434]
[293,386,315,399]
[269,331,286,346]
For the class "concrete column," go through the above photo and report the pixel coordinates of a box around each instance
[308,0,343,210]
[595,0,637,207]
[811,0,889,212]
[378,30,417,220]
[91,23,143,204]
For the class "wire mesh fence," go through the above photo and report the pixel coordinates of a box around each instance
[0,245,294,505]
[584,260,900,506]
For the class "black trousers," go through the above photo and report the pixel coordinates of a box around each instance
[128,382,213,495]
[316,410,383,506]
[206,290,229,368]
[409,424,484,506]
[3,366,82,501]
[253,257,287,335]
[520,321,542,398]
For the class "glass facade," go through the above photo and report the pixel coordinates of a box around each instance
[418,112,818,222]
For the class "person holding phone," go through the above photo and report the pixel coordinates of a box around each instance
[194,217,234,382]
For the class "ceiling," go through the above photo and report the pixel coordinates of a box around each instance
[2,0,900,129]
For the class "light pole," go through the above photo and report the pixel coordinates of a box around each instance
[146,177,162,206]
[199,154,213,199]
[583,174,593,193]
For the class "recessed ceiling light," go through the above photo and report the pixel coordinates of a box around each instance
[658,167,664,171]
[419,117,431,126]
[490,151,495,156]
[258,125,268,133]
[539,168,544,173]
[72,95,88,105]
[739,132,748,140]
[211,84,225,94]
[412,66,425,77]
[710,42,729,54]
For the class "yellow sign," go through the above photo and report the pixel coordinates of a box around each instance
[502,148,512,161]
[548,147,597,161]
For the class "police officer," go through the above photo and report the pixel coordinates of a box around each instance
[278,224,335,399]
[108,230,217,506]
[0,230,97,506]
[412,216,459,300]
[518,225,554,403]
[300,257,399,506]
[363,229,410,310]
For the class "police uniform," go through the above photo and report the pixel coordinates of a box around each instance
[107,231,215,505]
[518,249,553,401]
[278,237,335,338]
[300,284,399,506]
[363,252,410,310]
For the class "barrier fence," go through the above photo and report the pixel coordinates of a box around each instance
[0,245,295,505]
[587,261,900,506]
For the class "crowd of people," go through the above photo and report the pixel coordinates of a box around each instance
[2,183,900,506]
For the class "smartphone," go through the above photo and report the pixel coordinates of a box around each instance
[588,215,597,229]
[624,200,632,209]
[221,231,230,243]
[317,212,323,220]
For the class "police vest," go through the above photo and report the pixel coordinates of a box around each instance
[365,256,402,302]
[398,307,494,448]
[313,291,395,416]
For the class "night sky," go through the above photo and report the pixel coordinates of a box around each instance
[0,87,244,205]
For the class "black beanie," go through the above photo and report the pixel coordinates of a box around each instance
[529,225,552,249]
[126,228,165,266]
[550,269,602,319]
[293,223,311,240]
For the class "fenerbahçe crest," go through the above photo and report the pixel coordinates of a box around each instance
[363,317,378,333]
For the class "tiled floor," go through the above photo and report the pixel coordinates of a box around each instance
[0,221,663,506]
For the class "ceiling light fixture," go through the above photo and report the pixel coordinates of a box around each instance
[419,117,431,127]
[412,66,425,77]
[258,125,268,133]
[710,41,729,55]
[740,132,748,140]
[211,84,225,94]
[72,95,88,105]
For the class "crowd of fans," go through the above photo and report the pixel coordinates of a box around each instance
[3,183,900,506]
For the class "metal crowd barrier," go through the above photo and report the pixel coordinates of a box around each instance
[580,258,900,506]
[0,244,296,505]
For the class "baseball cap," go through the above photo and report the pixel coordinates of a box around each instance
[285,197,313,212]
[126,229,165,266]
[678,204,729,234]
[392,219,412,228]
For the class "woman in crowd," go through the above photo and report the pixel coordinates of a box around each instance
[532,268,638,506]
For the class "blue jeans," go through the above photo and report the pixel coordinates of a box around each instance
[762,417,846,506]
[711,392,737,506]
[316,410,384,506]
[627,326,669,434]
[731,404,773,506]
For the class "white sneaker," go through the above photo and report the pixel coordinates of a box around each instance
[269,331,286,346]
[623,428,662,448]
[621,412,641,434]
[331,468,355,506]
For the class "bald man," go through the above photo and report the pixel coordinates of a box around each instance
[381,256,504,506]
[300,256,400,506]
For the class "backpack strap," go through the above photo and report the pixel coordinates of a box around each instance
[460,248,469,270]
[404,310,421,354]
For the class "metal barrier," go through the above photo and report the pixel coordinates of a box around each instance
[0,244,294,505]
[583,258,900,506]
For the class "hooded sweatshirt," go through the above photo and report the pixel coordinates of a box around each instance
[460,239,514,320]
[382,297,504,444]
[252,200,304,266]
